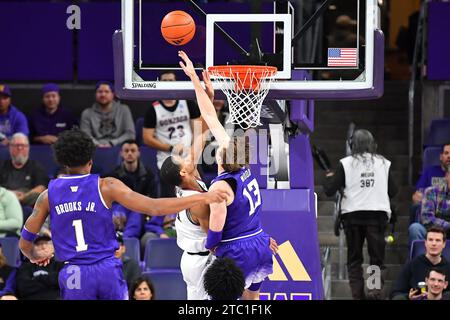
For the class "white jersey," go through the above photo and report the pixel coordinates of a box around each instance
[175,180,213,300]
[340,153,391,218]
[153,100,193,168]
[175,180,208,253]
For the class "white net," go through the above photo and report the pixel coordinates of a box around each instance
[208,66,276,130]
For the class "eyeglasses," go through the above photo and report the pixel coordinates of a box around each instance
[10,143,29,149]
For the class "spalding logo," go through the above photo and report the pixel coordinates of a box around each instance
[132,82,156,89]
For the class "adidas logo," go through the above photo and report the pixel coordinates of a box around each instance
[269,241,311,281]
[172,39,184,45]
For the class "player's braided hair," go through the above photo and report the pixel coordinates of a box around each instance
[52,128,96,168]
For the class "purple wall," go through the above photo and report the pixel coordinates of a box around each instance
[78,3,121,81]
[0,2,73,81]
[427,2,450,80]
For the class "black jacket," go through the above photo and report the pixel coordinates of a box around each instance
[16,258,64,300]
[122,256,142,290]
[390,254,450,299]
[107,161,158,198]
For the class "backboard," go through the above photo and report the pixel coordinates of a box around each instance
[114,0,384,101]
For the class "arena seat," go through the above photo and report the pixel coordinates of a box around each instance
[0,237,21,267]
[92,146,121,176]
[139,146,160,197]
[0,146,8,161]
[410,240,450,261]
[143,238,182,271]
[123,237,141,263]
[135,117,144,146]
[142,270,187,300]
[425,118,450,147]
[29,145,60,178]
[422,146,442,170]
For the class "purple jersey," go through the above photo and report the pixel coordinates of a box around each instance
[211,167,262,241]
[48,174,118,264]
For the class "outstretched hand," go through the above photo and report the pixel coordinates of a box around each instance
[30,254,54,267]
[178,50,197,79]
[202,70,214,102]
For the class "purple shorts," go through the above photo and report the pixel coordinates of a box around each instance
[58,256,128,300]
[216,232,273,290]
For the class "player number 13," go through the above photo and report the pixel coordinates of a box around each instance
[243,179,261,216]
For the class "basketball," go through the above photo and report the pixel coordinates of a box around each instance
[161,10,196,46]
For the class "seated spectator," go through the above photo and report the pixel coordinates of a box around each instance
[114,232,141,290]
[29,83,77,145]
[80,81,135,147]
[0,242,17,300]
[409,267,449,300]
[203,257,245,300]
[106,140,157,198]
[409,142,450,244]
[130,277,155,300]
[0,187,23,238]
[0,133,48,208]
[391,226,450,299]
[0,84,29,146]
[16,235,64,300]
[420,165,450,237]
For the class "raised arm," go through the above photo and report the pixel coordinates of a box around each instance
[19,190,51,265]
[178,51,230,149]
[101,177,227,216]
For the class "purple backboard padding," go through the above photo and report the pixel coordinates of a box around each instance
[290,70,315,133]
[0,2,73,81]
[427,2,450,80]
[78,3,121,81]
[289,134,314,190]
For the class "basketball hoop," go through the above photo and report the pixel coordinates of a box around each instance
[208,65,277,130]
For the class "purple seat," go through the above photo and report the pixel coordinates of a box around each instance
[142,270,186,300]
[0,237,20,267]
[123,237,140,263]
[0,146,8,162]
[29,145,59,178]
[144,238,182,272]
[92,146,121,176]
[422,146,442,170]
[425,118,450,147]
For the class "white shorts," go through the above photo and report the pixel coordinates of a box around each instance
[180,251,215,300]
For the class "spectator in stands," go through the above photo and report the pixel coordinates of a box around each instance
[324,129,397,300]
[391,226,450,300]
[29,83,77,145]
[16,234,63,300]
[417,164,450,238]
[114,232,141,291]
[107,140,166,250]
[0,242,17,300]
[409,143,450,244]
[0,84,29,146]
[0,133,48,208]
[204,257,245,300]
[80,81,135,147]
[143,70,201,200]
[130,277,155,300]
[408,267,449,300]
[0,187,23,238]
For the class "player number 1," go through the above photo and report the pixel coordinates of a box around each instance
[72,219,88,252]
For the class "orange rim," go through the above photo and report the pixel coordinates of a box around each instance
[208,65,277,79]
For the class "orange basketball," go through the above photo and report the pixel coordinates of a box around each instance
[161,11,196,46]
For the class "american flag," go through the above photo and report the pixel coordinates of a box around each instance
[327,48,357,67]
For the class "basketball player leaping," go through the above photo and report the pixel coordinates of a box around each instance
[178,50,274,300]
[18,128,227,300]
[159,73,278,300]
